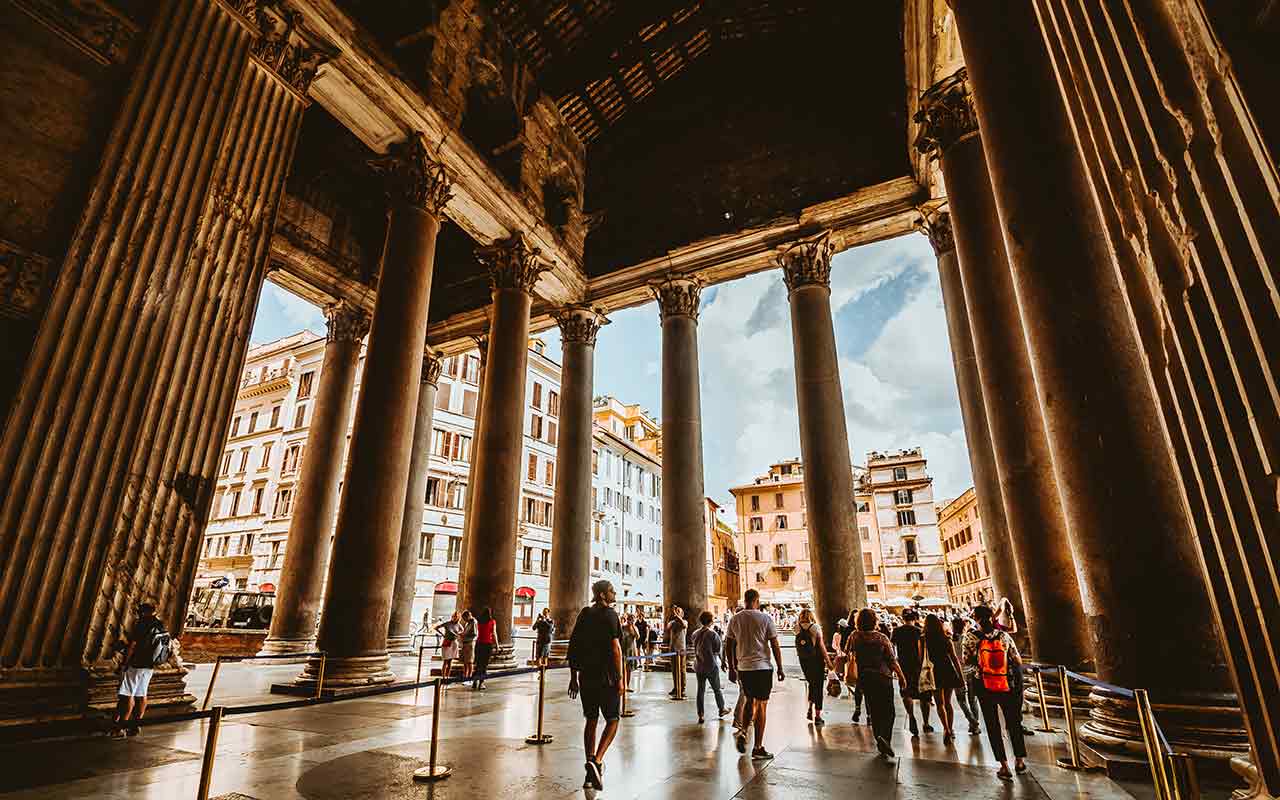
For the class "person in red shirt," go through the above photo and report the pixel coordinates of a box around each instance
[473,608,497,690]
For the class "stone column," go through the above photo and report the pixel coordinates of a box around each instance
[914,211,1026,648]
[260,303,369,657]
[0,0,326,718]
[386,348,444,653]
[547,305,609,638]
[290,138,452,689]
[457,237,547,644]
[776,232,864,633]
[952,0,1241,757]
[918,77,1089,673]
[651,276,708,627]
[455,333,488,593]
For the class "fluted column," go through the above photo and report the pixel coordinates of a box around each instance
[0,0,327,718]
[651,276,708,628]
[915,211,1027,649]
[916,72,1089,674]
[776,233,864,633]
[291,137,452,689]
[260,303,369,657]
[952,0,1240,757]
[547,305,609,638]
[457,237,548,644]
[387,349,444,653]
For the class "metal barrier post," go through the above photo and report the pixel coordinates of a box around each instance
[195,706,224,800]
[1135,689,1172,800]
[201,657,223,711]
[314,653,326,700]
[1055,666,1085,770]
[414,679,451,782]
[1035,668,1055,732]
[525,662,554,744]
[1167,753,1201,800]
[620,658,636,718]
[416,645,426,683]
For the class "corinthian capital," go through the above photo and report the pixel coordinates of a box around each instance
[552,304,609,346]
[914,67,979,159]
[476,235,550,293]
[650,275,702,322]
[777,230,835,294]
[422,348,444,386]
[916,208,955,257]
[368,135,453,216]
[324,300,370,343]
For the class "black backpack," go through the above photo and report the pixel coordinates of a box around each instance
[795,625,816,659]
[143,619,173,667]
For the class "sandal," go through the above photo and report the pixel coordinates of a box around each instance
[996,766,1013,781]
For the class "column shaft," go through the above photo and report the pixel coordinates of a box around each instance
[547,307,607,638]
[295,139,451,688]
[653,278,708,626]
[458,239,545,644]
[778,233,864,633]
[923,221,1025,629]
[953,0,1240,756]
[260,305,368,656]
[387,351,442,652]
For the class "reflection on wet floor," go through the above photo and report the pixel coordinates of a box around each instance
[0,654,1140,800]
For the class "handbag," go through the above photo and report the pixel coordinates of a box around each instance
[918,640,937,693]
[826,670,843,698]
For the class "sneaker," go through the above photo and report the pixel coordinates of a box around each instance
[814,715,825,727]
[751,748,774,760]
[969,721,980,735]
[735,731,747,753]
[108,729,127,740]
[698,716,704,724]
[1015,761,1028,775]
[875,735,895,758]
[125,726,140,738]
[908,717,919,737]
[923,724,936,733]
[718,708,730,718]
[996,765,1013,780]
[1022,726,1036,737]
[852,710,861,723]
[585,760,603,790]
[806,706,813,720]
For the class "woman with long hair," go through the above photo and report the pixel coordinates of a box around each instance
[472,608,497,690]
[459,609,477,682]
[794,609,832,726]
[435,610,462,684]
[921,613,966,741]
[848,608,908,758]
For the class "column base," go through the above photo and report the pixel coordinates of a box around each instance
[485,643,518,672]
[256,636,319,661]
[1231,754,1279,800]
[288,653,396,691]
[87,661,195,713]
[385,635,416,655]
[1080,685,1250,763]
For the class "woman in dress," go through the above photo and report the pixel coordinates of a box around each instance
[473,607,497,690]
[458,609,477,683]
[619,613,638,691]
[921,613,966,741]
[434,610,462,683]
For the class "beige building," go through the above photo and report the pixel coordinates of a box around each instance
[938,487,994,608]
[867,448,949,605]
[704,498,742,618]
[730,459,884,609]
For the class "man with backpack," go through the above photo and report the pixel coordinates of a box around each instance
[112,600,171,738]
[962,604,1026,780]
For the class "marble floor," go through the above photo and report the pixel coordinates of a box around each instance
[0,654,1147,800]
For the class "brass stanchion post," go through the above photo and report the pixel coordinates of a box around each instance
[526,662,555,744]
[620,658,636,718]
[416,645,426,683]
[195,706,224,800]
[201,657,223,711]
[1135,689,1172,800]
[1055,665,1089,770]
[1167,753,1201,800]
[414,679,452,781]
[1035,667,1054,732]
[314,653,326,700]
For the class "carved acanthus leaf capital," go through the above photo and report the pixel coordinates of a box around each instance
[477,235,551,293]
[368,135,454,216]
[777,230,835,294]
[914,67,979,159]
[422,348,444,386]
[552,304,609,346]
[916,208,955,257]
[324,300,370,343]
[245,1,333,98]
[650,275,703,321]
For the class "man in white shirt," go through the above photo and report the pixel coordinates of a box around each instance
[725,589,785,760]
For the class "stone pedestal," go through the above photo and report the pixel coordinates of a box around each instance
[292,138,451,689]
[261,304,369,656]
[916,71,1089,671]
[952,0,1241,758]
[0,0,323,721]
[777,232,865,632]
[457,237,547,644]
[651,276,709,627]
[387,350,443,654]
[547,306,608,638]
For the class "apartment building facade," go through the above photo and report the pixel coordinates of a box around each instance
[938,487,994,607]
[867,448,948,603]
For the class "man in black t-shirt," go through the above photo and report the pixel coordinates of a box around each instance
[567,580,624,790]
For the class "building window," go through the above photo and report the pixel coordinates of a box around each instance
[426,476,443,506]
[905,537,918,564]
[419,533,434,562]
[531,382,542,409]
[750,494,760,511]
[753,544,763,561]
[297,371,315,399]
[775,514,787,529]
[863,552,874,575]
[238,447,251,473]
[894,488,913,506]
[594,556,600,571]
[282,444,302,474]
[893,466,908,481]
[527,453,538,482]
[230,416,241,437]
[906,571,924,582]
[531,414,543,439]
[220,451,233,476]
[432,429,472,462]
[539,549,549,575]
[248,411,259,433]
[270,405,281,428]
[447,536,462,565]
[749,517,763,532]
[251,486,264,515]
[272,487,293,517]
[774,492,784,509]
[461,389,478,417]
[462,355,479,383]
[522,546,533,573]
[444,356,459,378]
[446,481,466,509]
[859,525,870,541]
[896,509,917,526]
[592,449,599,475]
[867,583,879,594]
[293,404,307,429]
[435,382,452,412]
[857,501,870,512]
[774,543,788,563]
[547,421,557,445]
[545,460,555,486]
[260,442,273,470]
[548,390,559,416]
[755,572,765,584]
[593,520,601,541]
[210,489,225,519]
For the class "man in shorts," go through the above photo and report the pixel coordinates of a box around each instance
[726,589,785,760]
[567,580,624,790]
[112,600,167,738]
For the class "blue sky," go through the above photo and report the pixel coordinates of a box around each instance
[251,233,974,505]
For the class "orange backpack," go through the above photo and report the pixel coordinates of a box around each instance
[978,635,1010,692]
